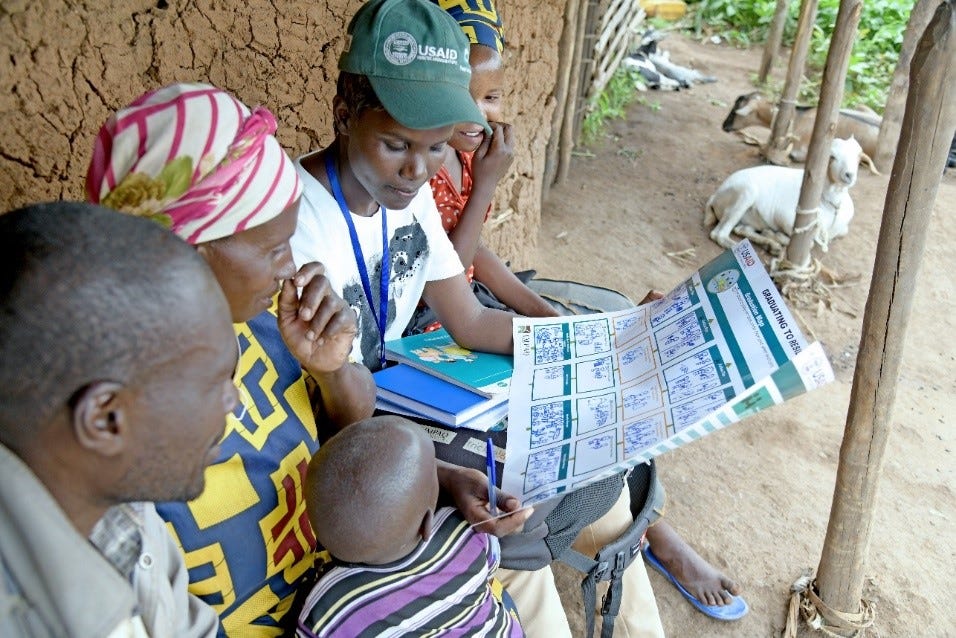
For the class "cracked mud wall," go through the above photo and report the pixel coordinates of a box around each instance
[0,0,564,266]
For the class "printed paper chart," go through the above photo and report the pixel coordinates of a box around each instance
[504,241,834,504]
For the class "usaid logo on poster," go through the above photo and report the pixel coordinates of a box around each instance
[383,31,460,66]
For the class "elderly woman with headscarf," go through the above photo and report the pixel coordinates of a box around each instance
[85,83,377,637]
[87,82,521,638]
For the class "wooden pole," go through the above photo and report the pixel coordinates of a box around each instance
[758,0,791,85]
[784,0,863,268]
[874,0,937,171]
[556,0,590,184]
[764,0,819,165]
[815,1,955,632]
[544,0,581,193]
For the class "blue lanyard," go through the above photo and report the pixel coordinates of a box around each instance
[324,153,390,367]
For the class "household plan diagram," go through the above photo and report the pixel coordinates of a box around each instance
[504,241,834,504]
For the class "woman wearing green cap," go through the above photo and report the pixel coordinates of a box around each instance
[291,0,517,373]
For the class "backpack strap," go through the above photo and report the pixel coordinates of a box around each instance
[556,461,663,638]
[560,528,642,638]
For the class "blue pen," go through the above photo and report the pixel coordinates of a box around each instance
[486,438,498,517]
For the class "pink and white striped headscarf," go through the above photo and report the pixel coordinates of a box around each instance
[86,83,302,245]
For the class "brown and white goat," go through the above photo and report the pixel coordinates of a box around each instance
[722,92,880,170]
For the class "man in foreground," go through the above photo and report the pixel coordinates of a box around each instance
[0,202,238,637]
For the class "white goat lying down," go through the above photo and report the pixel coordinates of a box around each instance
[704,136,864,254]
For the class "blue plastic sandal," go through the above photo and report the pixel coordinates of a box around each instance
[643,544,749,621]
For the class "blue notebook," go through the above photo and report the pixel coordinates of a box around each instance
[384,328,513,398]
[374,363,508,427]
[375,397,508,433]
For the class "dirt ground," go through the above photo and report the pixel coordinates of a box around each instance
[534,34,955,637]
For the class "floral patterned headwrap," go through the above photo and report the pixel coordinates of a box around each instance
[86,83,302,245]
[435,0,504,53]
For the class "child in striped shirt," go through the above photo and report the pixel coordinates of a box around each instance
[297,415,523,637]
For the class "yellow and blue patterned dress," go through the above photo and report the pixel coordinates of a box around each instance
[157,306,319,637]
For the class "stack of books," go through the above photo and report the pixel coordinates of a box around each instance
[373,328,513,432]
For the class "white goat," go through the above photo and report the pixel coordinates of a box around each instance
[704,136,864,254]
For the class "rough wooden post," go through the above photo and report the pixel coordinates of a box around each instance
[784,0,863,269]
[874,0,937,171]
[556,0,589,184]
[814,2,955,633]
[544,0,581,193]
[764,0,819,165]
[758,0,792,84]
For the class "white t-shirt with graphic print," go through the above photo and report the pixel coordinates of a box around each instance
[291,152,464,369]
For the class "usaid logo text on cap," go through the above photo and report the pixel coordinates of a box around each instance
[383,31,460,66]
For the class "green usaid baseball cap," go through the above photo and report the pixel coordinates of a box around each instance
[340,0,491,133]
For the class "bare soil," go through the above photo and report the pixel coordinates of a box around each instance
[536,34,956,638]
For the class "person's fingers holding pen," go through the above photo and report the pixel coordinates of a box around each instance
[437,462,532,536]
[472,491,532,536]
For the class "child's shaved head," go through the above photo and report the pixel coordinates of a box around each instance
[306,415,440,564]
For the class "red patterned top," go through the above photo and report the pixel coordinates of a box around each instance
[429,150,492,282]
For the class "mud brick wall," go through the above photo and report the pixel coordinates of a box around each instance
[0,0,565,266]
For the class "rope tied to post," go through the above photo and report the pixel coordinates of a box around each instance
[792,206,824,242]
[793,208,820,231]
[793,205,830,252]
[784,571,875,638]
[768,201,861,313]
[769,255,860,316]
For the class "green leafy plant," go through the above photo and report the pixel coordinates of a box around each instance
[689,0,780,46]
[580,68,638,145]
[685,0,911,111]
[580,67,659,146]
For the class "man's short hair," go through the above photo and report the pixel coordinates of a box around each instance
[0,202,213,440]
